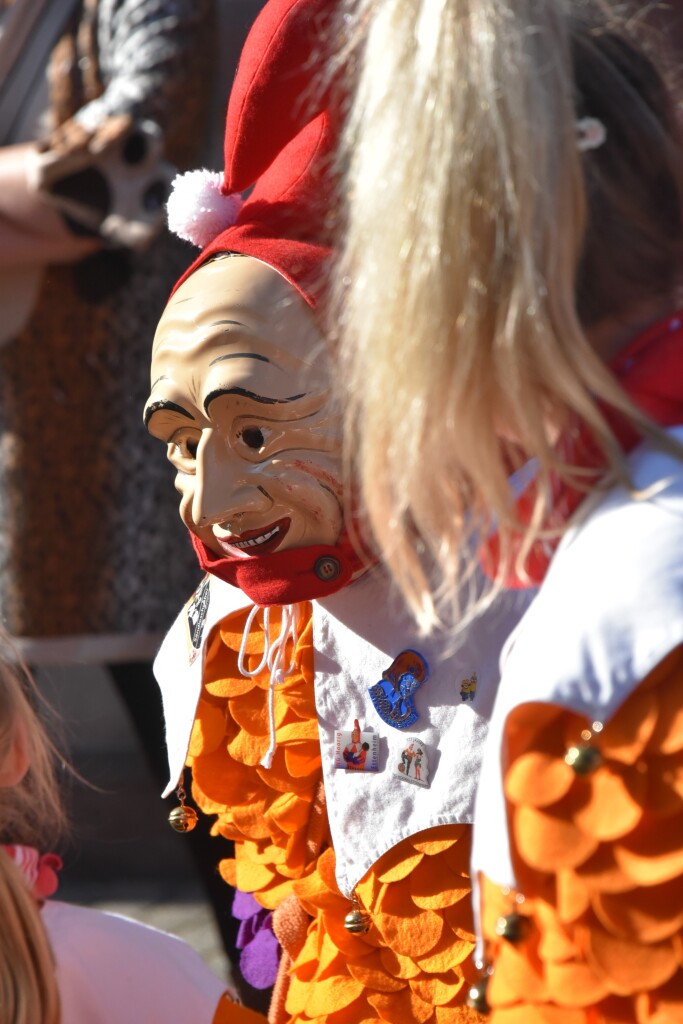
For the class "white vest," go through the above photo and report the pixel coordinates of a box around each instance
[472,428,683,896]
[155,566,532,898]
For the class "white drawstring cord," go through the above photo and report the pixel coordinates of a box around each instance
[237,603,300,769]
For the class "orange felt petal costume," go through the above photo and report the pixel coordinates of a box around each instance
[189,604,486,1024]
[481,648,683,1023]
[472,421,683,1023]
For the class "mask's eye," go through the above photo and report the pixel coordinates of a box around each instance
[241,427,265,450]
[174,436,198,460]
[167,429,201,472]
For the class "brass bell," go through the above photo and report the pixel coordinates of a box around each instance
[344,893,371,934]
[495,911,528,944]
[168,803,199,833]
[168,775,198,833]
[564,742,603,775]
[467,975,490,1015]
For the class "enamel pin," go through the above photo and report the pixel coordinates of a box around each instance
[459,672,477,703]
[393,737,429,788]
[368,649,429,730]
[334,719,379,772]
[185,575,211,664]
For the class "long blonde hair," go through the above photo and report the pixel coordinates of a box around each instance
[0,646,65,1023]
[332,0,683,629]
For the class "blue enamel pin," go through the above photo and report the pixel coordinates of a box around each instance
[368,650,430,730]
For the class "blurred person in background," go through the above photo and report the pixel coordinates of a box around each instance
[332,0,683,1019]
[0,0,253,961]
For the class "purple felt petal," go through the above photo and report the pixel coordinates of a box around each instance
[240,926,281,989]
[236,917,258,949]
[232,889,262,921]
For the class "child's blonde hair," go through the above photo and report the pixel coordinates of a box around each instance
[0,643,65,1023]
[332,0,683,629]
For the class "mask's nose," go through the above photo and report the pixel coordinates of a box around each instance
[191,431,262,529]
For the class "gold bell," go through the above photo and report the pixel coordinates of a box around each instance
[495,911,528,944]
[467,975,490,1015]
[564,742,603,775]
[168,776,198,833]
[168,804,199,833]
[344,893,371,934]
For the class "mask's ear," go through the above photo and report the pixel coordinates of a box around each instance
[0,718,30,788]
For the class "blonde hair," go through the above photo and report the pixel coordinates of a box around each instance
[332,0,683,629]
[0,851,60,1024]
[0,644,65,1023]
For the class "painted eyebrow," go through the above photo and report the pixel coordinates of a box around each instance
[204,386,306,415]
[209,352,271,366]
[144,399,195,429]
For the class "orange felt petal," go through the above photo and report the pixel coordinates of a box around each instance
[634,969,683,1024]
[613,813,683,886]
[505,750,575,808]
[644,647,683,755]
[227,726,270,766]
[414,928,475,973]
[376,849,425,883]
[212,994,268,1024]
[410,973,466,1006]
[535,906,579,965]
[543,960,610,1007]
[285,744,321,778]
[598,688,658,765]
[319,909,381,959]
[570,765,645,842]
[486,1008,587,1024]
[219,858,236,887]
[304,976,365,1018]
[434,1006,486,1024]
[574,845,636,895]
[593,874,683,943]
[205,672,255,698]
[295,873,342,914]
[582,924,678,995]
[555,870,590,924]
[488,941,548,1004]
[645,751,683,817]
[411,880,472,911]
[378,947,422,980]
[513,803,599,871]
[347,962,407,993]
[374,885,444,957]
[367,987,434,1024]
[189,701,226,756]
[235,855,276,894]
[412,829,464,855]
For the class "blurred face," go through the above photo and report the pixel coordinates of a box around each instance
[145,256,343,558]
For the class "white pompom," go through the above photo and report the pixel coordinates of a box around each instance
[166,169,243,248]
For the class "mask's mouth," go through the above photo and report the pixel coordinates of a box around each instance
[214,517,291,558]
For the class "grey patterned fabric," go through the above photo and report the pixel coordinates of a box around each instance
[0,0,213,653]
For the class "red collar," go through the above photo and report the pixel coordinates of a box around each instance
[486,310,683,587]
[191,530,372,605]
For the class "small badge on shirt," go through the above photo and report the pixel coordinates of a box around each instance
[459,672,478,703]
[334,719,380,772]
[185,575,211,664]
[393,736,430,788]
[368,649,430,730]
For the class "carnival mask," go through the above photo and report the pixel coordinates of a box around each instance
[145,255,344,566]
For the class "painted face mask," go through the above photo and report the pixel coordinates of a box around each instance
[146,0,367,603]
[146,255,366,605]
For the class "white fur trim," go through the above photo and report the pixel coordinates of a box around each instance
[166,169,243,248]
